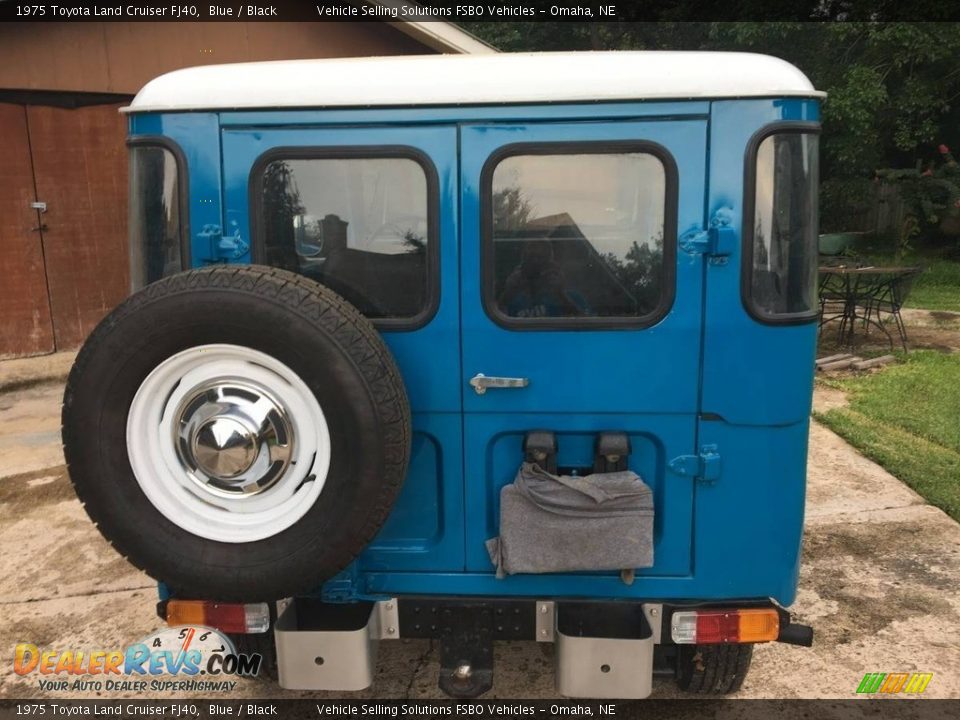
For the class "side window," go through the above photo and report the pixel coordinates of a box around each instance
[484,147,674,328]
[745,130,820,322]
[255,153,436,326]
[129,144,185,291]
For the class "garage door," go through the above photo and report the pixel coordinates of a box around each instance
[0,104,55,359]
[0,102,128,358]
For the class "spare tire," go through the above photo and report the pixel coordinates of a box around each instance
[63,265,411,601]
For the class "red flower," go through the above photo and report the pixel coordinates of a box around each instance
[939,144,951,154]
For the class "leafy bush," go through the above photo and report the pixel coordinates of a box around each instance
[876,145,960,255]
[820,177,876,233]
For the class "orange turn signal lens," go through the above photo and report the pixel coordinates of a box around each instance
[165,600,270,633]
[736,608,780,643]
[671,607,781,644]
[165,599,207,626]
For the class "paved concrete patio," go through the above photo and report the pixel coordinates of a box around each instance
[0,355,957,700]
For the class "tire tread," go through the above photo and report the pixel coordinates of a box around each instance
[62,265,411,600]
[676,643,753,695]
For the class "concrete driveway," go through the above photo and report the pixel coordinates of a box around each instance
[1,355,958,700]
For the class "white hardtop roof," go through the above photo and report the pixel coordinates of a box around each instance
[124,51,823,114]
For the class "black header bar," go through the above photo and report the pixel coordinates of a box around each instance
[0,699,957,720]
[2,0,958,22]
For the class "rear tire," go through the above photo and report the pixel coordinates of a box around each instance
[229,632,278,681]
[675,644,753,695]
[63,265,411,601]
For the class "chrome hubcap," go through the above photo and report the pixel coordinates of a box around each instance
[174,381,294,497]
[128,344,331,543]
[193,416,258,478]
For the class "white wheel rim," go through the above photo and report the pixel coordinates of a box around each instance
[126,344,331,543]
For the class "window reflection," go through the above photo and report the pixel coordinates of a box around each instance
[260,157,430,320]
[489,152,666,321]
[129,146,182,291]
[751,133,819,317]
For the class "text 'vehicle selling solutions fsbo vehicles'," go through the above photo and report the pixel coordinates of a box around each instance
[63,51,822,698]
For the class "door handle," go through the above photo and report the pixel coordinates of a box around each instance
[31,202,48,232]
[469,373,529,395]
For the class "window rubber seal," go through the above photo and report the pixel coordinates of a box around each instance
[740,121,822,326]
[126,135,192,275]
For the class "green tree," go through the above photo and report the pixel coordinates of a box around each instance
[260,161,305,270]
[463,19,960,238]
[492,186,533,232]
[601,237,664,314]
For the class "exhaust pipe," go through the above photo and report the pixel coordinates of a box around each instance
[777,621,814,647]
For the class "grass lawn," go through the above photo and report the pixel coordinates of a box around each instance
[815,350,960,521]
[905,258,960,312]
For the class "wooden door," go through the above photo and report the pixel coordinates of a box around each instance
[27,104,128,350]
[0,104,55,359]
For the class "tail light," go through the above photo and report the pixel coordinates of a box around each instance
[671,608,779,644]
[164,600,270,633]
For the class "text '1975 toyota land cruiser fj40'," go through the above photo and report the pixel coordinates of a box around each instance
[63,51,821,699]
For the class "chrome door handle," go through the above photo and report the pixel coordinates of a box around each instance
[469,373,529,395]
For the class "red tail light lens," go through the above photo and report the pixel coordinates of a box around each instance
[695,611,741,643]
[165,600,270,634]
[671,608,779,644]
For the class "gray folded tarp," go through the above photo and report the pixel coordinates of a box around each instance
[486,462,654,578]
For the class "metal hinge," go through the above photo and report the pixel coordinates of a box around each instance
[669,444,721,484]
[198,221,249,262]
[679,206,735,260]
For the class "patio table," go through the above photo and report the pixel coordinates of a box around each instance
[818,265,922,350]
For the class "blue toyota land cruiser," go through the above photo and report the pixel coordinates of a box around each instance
[63,51,821,698]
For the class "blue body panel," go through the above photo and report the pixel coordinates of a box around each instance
[459,118,708,583]
[220,125,465,573]
[702,100,821,428]
[131,97,820,606]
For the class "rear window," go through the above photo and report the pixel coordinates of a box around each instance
[254,152,437,328]
[744,130,820,322]
[129,144,185,291]
[483,145,675,329]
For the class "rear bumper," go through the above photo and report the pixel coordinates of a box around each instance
[270,596,812,698]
